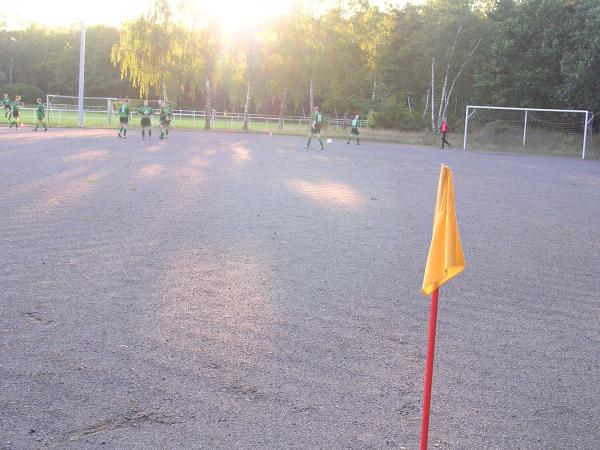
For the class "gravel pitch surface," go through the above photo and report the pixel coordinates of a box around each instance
[1,128,599,449]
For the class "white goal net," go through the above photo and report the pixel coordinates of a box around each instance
[463,106,595,159]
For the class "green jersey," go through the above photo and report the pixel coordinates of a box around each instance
[119,103,130,118]
[2,97,10,107]
[312,111,322,125]
[138,106,153,118]
[160,106,172,120]
[351,118,358,128]
[37,103,45,119]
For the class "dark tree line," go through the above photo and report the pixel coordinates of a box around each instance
[1,0,599,131]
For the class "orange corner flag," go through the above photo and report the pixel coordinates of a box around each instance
[421,165,465,296]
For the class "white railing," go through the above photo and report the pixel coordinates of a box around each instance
[39,105,368,130]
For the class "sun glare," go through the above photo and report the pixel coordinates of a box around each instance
[201,0,293,31]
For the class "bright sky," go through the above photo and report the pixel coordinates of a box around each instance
[2,0,420,30]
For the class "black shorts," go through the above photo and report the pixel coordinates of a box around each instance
[160,117,171,126]
[12,111,19,119]
[141,117,151,127]
[4,104,10,110]
[120,116,129,125]
[311,125,321,133]
[351,127,359,135]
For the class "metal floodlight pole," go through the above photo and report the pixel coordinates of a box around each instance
[9,36,17,85]
[77,21,86,128]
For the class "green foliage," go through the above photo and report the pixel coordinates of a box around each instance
[0,83,43,102]
[2,0,599,129]
[374,98,427,131]
[559,0,600,113]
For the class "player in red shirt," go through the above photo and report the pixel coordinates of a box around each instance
[441,119,451,149]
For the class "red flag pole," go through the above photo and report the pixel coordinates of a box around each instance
[420,287,440,450]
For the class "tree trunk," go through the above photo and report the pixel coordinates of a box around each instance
[423,86,430,120]
[309,74,315,112]
[242,80,251,130]
[438,25,461,130]
[372,76,377,102]
[440,38,482,122]
[431,56,436,132]
[278,87,287,130]
[204,76,211,130]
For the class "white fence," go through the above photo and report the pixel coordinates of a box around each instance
[39,101,367,131]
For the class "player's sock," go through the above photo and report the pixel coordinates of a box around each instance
[124,128,127,136]
[306,137,312,147]
[149,129,152,139]
[142,129,145,139]
[319,137,324,148]
[166,129,169,136]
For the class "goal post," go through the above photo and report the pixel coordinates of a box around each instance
[464,105,595,159]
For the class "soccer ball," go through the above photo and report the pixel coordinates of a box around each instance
[326,138,332,144]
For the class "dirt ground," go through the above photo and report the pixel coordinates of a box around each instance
[1,128,599,449]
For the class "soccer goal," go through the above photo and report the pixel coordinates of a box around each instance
[463,106,595,159]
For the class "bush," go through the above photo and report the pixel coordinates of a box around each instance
[373,103,428,131]
[0,83,44,104]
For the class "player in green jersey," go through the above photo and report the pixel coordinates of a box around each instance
[159,101,172,140]
[9,96,21,129]
[2,94,11,120]
[305,106,324,150]
[137,100,154,139]
[117,98,130,138]
[33,98,48,131]
[347,114,360,145]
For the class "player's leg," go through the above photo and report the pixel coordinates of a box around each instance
[318,131,324,150]
[10,111,19,129]
[306,130,313,148]
[441,132,450,148]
